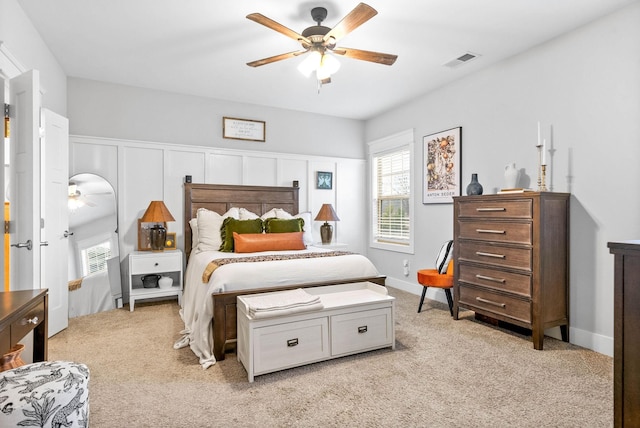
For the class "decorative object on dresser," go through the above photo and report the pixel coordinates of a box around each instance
[140,200,176,251]
[608,240,640,428]
[423,127,461,204]
[237,282,395,382]
[452,192,570,350]
[315,203,340,244]
[0,289,48,365]
[504,162,520,189]
[465,173,483,195]
[128,249,183,311]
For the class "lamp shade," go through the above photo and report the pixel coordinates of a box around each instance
[140,201,175,223]
[314,204,340,222]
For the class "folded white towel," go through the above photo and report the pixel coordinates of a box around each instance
[249,301,324,319]
[246,288,320,312]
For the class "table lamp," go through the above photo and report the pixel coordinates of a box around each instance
[314,204,340,244]
[141,201,175,251]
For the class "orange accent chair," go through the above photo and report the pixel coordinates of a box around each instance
[417,260,454,315]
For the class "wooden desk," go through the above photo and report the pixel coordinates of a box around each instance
[0,289,48,362]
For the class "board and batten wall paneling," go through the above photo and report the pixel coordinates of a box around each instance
[243,156,277,186]
[337,161,366,255]
[69,142,118,193]
[279,158,309,210]
[208,153,243,184]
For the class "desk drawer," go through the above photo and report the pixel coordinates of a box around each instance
[458,285,531,324]
[254,317,329,374]
[458,241,531,270]
[11,299,45,342]
[458,221,532,245]
[331,308,393,356]
[130,254,181,274]
[458,199,532,219]
[458,264,531,297]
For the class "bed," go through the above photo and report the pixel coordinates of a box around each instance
[176,183,385,368]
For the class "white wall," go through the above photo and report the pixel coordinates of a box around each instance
[67,78,365,159]
[364,3,640,356]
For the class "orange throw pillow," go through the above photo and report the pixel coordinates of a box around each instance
[233,231,306,253]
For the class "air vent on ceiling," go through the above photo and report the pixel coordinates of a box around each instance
[444,52,479,68]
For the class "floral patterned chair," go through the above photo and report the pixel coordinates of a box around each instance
[0,360,90,427]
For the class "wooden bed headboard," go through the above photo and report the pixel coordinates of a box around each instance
[183,183,299,260]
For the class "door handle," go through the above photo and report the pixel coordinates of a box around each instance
[63,230,74,238]
[11,239,32,250]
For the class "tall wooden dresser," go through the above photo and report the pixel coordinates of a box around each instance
[608,240,640,427]
[452,192,570,350]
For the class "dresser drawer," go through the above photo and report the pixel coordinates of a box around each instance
[331,308,393,356]
[458,264,531,297]
[130,253,182,274]
[458,199,532,219]
[11,299,45,342]
[458,241,532,270]
[458,221,532,245]
[254,317,330,374]
[458,285,531,324]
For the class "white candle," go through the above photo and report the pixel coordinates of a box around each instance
[542,138,546,165]
[537,121,541,147]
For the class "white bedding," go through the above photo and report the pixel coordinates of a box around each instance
[174,246,380,369]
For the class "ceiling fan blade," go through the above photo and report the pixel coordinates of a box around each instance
[247,13,311,45]
[332,47,397,65]
[247,50,308,68]
[323,3,377,44]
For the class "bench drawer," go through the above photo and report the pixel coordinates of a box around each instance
[254,317,329,374]
[331,308,393,356]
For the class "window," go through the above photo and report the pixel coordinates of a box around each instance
[369,129,414,253]
[81,240,111,276]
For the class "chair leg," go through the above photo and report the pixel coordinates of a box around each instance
[444,288,454,317]
[418,286,428,313]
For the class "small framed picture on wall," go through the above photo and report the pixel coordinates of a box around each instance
[316,171,333,189]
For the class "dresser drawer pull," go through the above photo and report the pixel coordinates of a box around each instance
[476,229,506,234]
[476,207,506,212]
[358,326,368,334]
[476,274,506,283]
[475,251,506,259]
[476,297,506,308]
[287,338,299,347]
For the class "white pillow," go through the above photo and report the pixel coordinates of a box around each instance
[260,208,281,220]
[196,207,240,252]
[239,208,260,220]
[189,218,199,250]
[276,210,314,246]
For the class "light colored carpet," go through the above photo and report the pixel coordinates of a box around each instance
[49,287,613,427]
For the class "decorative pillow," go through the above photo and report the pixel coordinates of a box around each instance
[435,240,454,274]
[220,217,264,252]
[239,208,260,220]
[276,210,314,245]
[264,218,304,234]
[261,207,285,220]
[196,207,240,253]
[189,218,199,249]
[233,231,306,253]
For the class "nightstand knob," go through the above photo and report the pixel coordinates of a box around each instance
[154,262,159,266]
[27,316,39,325]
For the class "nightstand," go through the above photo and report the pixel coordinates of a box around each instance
[128,250,183,312]
[314,242,349,251]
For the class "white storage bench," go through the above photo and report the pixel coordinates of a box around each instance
[237,282,395,382]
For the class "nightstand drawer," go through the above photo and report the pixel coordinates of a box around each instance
[458,241,532,270]
[331,308,393,356]
[458,264,531,297]
[130,253,182,274]
[11,299,45,342]
[457,199,532,219]
[458,285,531,324]
[254,317,330,374]
[458,221,532,245]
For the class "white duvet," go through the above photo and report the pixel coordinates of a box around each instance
[174,246,380,369]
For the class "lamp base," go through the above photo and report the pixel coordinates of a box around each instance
[320,222,333,245]
[149,225,166,252]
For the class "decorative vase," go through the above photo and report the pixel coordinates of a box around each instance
[0,344,26,372]
[466,173,483,195]
[504,162,520,189]
[320,222,333,244]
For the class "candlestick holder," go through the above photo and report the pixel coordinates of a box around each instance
[536,144,543,191]
[539,165,547,191]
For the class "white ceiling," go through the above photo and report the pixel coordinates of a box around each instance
[17,0,636,120]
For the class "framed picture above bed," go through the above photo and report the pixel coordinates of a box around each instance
[423,127,461,204]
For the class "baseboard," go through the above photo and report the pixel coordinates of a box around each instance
[384,275,614,357]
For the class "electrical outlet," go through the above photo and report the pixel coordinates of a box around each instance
[403,260,410,276]
[402,259,409,267]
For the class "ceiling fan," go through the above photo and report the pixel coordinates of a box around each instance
[246,2,397,84]
[68,183,111,209]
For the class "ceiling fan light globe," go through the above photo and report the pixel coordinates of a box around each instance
[317,54,340,80]
[298,51,322,77]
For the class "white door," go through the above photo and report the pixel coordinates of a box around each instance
[9,70,40,291]
[41,108,69,336]
[1,77,5,288]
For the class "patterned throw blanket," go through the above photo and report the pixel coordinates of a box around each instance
[202,251,352,283]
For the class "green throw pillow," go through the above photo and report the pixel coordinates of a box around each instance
[219,218,264,252]
[264,218,304,234]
